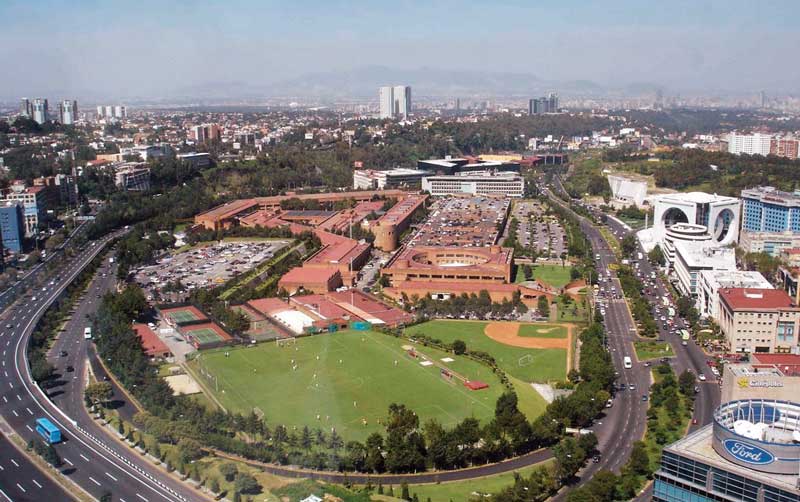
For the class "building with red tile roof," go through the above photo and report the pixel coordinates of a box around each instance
[278,266,342,295]
[133,323,172,359]
[718,288,800,354]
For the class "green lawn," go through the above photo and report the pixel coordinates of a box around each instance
[553,295,588,323]
[634,341,674,361]
[518,324,567,339]
[406,321,567,383]
[532,264,572,288]
[189,330,507,442]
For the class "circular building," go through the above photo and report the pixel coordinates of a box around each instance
[712,399,800,475]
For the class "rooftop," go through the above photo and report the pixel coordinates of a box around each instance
[742,186,800,206]
[279,266,340,284]
[656,191,739,205]
[699,269,773,289]
[673,241,736,270]
[718,288,796,310]
[664,425,800,494]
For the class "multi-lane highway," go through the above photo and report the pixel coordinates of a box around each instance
[543,184,651,500]
[0,232,211,502]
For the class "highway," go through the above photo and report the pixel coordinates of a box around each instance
[0,431,72,502]
[543,183,650,500]
[0,232,211,502]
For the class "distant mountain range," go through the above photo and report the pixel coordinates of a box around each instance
[166,66,654,101]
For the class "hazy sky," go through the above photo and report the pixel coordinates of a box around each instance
[1,0,797,99]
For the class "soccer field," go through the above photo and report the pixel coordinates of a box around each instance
[190,330,511,442]
[405,321,568,382]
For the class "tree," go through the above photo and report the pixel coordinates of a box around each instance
[621,234,637,257]
[451,340,467,355]
[235,472,260,494]
[365,433,385,473]
[679,370,697,398]
[648,244,666,266]
[553,436,587,481]
[219,462,238,481]
[401,483,411,501]
[629,440,651,476]
[537,295,550,317]
[85,381,114,407]
[209,478,220,493]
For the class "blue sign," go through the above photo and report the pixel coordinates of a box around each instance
[723,439,775,465]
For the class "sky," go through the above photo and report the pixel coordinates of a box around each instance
[0,0,797,99]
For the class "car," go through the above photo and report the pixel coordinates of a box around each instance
[628,384,636,390]
[592,455,601,463]
[682,341,688,346]
[642,394,649,402]
[65,365,74,373]
[698,374,707,381]
[59,350,67,357]
[5,324,12,329]
[694,386,701,393]
[643,361,651,367]
[692,418,698,425]
[605,399,613,408]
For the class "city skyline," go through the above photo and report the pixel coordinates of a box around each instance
[1,0,798,100]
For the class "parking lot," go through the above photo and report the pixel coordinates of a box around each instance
[513,200,567,257]
[133,239,290,299]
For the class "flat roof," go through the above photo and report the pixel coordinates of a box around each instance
[656,191,739,204]
[664,425,800,494]
[674,241,736,269]
[699,269,773,290]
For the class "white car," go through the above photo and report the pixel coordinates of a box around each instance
[698,374,707,381]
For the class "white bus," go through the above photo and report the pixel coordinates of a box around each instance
[83,327,92,340]
[623,356,632,369]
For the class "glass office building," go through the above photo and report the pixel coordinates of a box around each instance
[653,425,800,502]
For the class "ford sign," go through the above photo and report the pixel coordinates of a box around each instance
[723,439,775,465]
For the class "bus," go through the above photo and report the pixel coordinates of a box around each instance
[680,330,690,341]
[668,307,676,317]
[83,327,92,340]
[35,418,62,444]
[623,356,632,369]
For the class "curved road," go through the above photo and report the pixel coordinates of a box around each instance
[0,232,212,502]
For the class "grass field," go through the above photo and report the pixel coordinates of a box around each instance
[518,324,567,339]
[634,341,674,361]
[553,295,588,322]
[190,330,509,442]
[531,264,572,288]
[405,321,567,382]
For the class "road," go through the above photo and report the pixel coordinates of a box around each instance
[542,183,650,500]
[0,431,73,502]
[0,232,211,502]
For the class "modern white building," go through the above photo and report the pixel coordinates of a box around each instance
[607,174,648,207]
[421,172,524,198]
[673,241,736,297]
[58,100,77,125]
[378,85,411,119]
[353,168,427,190]
[637,191,740,253]
[31,98,48,124]
[697,270,773,321]
[727,132,773,157]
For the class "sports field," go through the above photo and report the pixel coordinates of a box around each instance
[518,324,567,339]
[405,320,569,382]
[189,330,516,441]
[187,327,223,345]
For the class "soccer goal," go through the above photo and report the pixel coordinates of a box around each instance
[276,337,297,347]
[518,354,534,367]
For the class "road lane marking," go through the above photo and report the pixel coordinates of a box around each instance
[26,425,33,432]
[10,460,19,467]
[12,410,18,417]
[15,483,25,493]
[31,480,41,488]
[63,457,73,466]
[105,472,117,481]
[89,476,101,486]
[25,407,32,415]
[136,494,148,502]
[1,396,5,403]
[16,395,21,401]
[79,454,90,462]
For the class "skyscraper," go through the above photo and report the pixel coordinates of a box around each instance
[19,98,31,117]
[379,86,394,119]
[393,85,411,119]
[31,98,49,124]
[528,93,559,115]
[58,100,78,125]
[379,85,411,119]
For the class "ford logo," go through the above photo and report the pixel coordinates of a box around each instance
[723,439,775,465]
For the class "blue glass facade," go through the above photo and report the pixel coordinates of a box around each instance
[0,204,24,253]
[741,192,800,233]
[653,450,800,502]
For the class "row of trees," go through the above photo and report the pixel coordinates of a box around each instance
[407,290,528,319]
[616,266,658,337]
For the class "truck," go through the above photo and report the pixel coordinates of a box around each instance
[83,327,92,340]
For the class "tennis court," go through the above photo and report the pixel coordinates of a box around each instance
[160,305,208,325]
[169,310,200,323]
[188,327,223,345]
[180,322,233,349]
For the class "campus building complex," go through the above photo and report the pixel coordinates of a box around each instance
[717,288,800,354]
[421,172,525,198]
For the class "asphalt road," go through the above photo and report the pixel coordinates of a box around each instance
[0,431,73,502]
[543,183,650,501]
[0,232,211,502]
